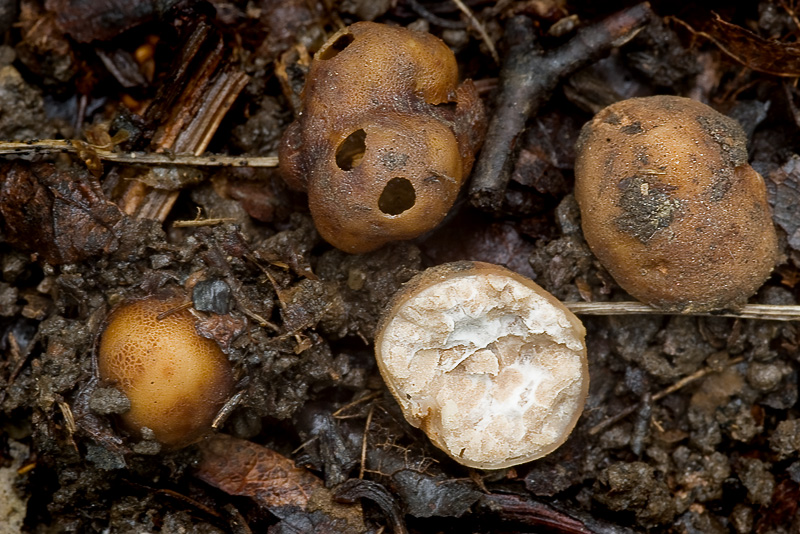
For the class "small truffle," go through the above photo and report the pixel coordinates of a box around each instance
[97,296,234,448]
[279,22,486,253]
[375,261,588,469]
[574,95,778,312]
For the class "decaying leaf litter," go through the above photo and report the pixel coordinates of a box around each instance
[1,0,800,532]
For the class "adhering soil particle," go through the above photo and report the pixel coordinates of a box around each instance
[594,461,677,527]
[0,440,28,533]
[88,387,131,415]
[736,457,775,506]
[0,64,55,140]
[614,175,684,244]
[770,419,800,459]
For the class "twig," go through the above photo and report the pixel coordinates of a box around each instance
[153,488,224,519]
[451,0,499,64]
[156,300,193,321]
[212,390,246,430]
[359,404,376,480]
[588,356,745,436]
[8,331,39,383]
[333,391,382,418]
[405,0,465,30]
[565,301,800,322]
[0,140,279,168]
[173,217,237,227]
[469,3,652,212]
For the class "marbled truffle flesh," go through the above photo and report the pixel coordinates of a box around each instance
[375,262,588,469]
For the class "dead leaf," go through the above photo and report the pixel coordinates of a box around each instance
[0,162,125,264]
[196,434,366,533]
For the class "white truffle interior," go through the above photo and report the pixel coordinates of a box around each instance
[377,272,587,469]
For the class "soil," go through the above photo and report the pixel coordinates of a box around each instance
[1,1,800,533]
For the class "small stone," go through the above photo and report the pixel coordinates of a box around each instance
[192,279,232,314]
[788,461,800,484]
[0,282,19,317]
[131,440,162,455]
[2,251,28,283]
[149,254,171,270]
[730,504,753,534]
[85,443,126,470]
[600,423,632,450]
[746,361,784,392]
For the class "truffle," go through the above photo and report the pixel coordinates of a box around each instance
[279,22,486,253]
[574,95,778,312]
[97,296,234,448]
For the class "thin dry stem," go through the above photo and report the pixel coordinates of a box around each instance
[0,140,279,168]
[333,391,382,418]
[588,356,745,436]
[172,217,237,227]
[451,0,499,64]
[359,404,375,480]
[565,301,800,321]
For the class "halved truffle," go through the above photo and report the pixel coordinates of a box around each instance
[375,262,588,469]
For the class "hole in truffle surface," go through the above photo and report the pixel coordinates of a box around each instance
[379,177,416,215]
[335,129,367,171]
[318,33,354,60]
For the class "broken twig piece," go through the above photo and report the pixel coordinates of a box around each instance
[469,3,652,212]
[0,140,279,168]
[565,301,800,322]
[588,356,745,436]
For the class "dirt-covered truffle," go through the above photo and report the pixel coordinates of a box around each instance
[374,261,588,469]
[97,296,234,448]
[279,22,486,254]
[574,95,778,312]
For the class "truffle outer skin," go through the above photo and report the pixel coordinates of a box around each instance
[278,22,486,254]
[375,261,589,469]
[574,95,779,312]
[97,296,234,448]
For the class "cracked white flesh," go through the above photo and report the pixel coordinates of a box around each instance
[377,267,588,469]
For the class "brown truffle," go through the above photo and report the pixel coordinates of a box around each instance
[97,296,234,448]
[574,95,778,312]
[375,262,588,469]
[279,22,486,253]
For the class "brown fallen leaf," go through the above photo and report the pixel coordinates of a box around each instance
[195,434,366,533]
[0,162,125,264]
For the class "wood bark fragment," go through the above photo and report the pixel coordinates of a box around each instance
[104,18,250,222]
